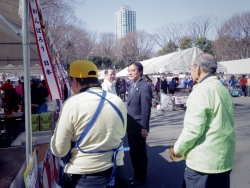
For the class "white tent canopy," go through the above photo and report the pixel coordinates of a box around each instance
[98,70,105,79]
[0,0,41,66]
[116,47,227,77]
[0,64,42,76]
[0,0,57,68]
[218,58,250,75]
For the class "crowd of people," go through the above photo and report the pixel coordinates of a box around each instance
[0,78,49,114]
[147,76,194,96]
[149,74,250,97]
[225,75,250,97]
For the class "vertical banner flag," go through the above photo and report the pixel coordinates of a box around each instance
[29,0,62,100]
[39,145,60,188]
[55,56,70,97]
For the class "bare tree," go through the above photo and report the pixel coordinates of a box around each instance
[185,15,214,44]
[99,32,116,57]
[39,0,84,14]
[115,30,155,64]
[75,30,97,60]
[213,11,250,61]
[39,0,97,64]
[155,23,183,52]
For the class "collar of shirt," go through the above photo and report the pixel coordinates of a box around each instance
[132,77,142,87]
[79,85,102,93]
[199,73,215,83]
[104,79,113,87]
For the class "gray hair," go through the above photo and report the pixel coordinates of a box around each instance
[194,53,217,73]
[104,68,115,75]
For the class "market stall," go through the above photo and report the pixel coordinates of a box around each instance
[0,1,66,187]
[217,58,250,97]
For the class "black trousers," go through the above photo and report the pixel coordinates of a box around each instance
[64,165,128,188]
[169,89,175,94]
[183,167,231,188]
[242,86,247,96]
[127,133,147,182]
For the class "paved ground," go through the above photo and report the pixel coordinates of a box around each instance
[123,97,250,188]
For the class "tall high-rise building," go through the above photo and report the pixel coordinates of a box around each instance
[114,6,136,40]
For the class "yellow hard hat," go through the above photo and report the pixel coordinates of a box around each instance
[69,60,98,78]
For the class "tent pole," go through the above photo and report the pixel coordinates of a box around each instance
[22,0,32,166]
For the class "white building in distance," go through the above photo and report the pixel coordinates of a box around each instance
[114,6,136,40]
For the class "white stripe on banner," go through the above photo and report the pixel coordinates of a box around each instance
[55,56,70,97]
[29,0,62,100]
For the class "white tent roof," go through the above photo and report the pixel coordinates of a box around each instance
[149,47,202,74]
[218,58,250,75]
[117,47,226,77]
[98,70,105,79]
[0,64,42,76]
[0,0,41,66]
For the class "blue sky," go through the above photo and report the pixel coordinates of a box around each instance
[75,0,250,34]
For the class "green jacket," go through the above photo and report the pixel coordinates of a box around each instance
[174,76,235,173]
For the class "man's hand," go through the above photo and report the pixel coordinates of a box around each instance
[173,151,182,158]
[141,129,148,138]
[171,143,182,158]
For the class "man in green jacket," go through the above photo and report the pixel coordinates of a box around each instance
[173,53,236,188]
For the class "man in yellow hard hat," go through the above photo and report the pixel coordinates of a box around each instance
[51,60,128,187]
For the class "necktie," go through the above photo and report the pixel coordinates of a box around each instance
[130,83,135,94]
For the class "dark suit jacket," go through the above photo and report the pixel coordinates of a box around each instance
[127,78,152,134]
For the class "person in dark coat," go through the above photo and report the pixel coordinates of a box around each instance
[127,62,152,187]
[41,80,49,98]
[161,78,168,94]
[30,80,39,105]
[63,82,69,101]
[155,77,160,95]
[37,80,49,107]
[115,78,121,96]
[119,78,126,101]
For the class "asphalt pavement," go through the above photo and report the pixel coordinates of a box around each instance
[123,97,250,188]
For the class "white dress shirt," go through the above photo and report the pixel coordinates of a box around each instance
[101,79,116,95]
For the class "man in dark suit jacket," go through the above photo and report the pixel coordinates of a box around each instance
[126,62,152,187]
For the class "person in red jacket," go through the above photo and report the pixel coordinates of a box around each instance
[240,75,247,97]
[1,82,18,114]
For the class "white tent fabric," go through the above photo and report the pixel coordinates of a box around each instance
[218,58,250,74]
[98,70,105,79]
[116,47,227,77]
[0,0,40,66]
[0,64,42,75]
[150,47,202,74]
